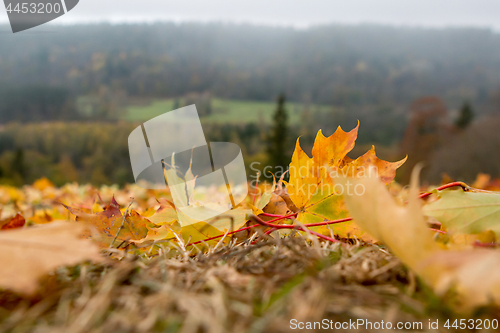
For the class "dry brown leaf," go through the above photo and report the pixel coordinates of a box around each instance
[64,198,152,247]
[0,222,102,295]
[338,167,500,311]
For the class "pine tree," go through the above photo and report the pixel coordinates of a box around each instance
[267,94,289,176]
[173,99,180,110]
[456,101,474,129]
[11,148,26,182]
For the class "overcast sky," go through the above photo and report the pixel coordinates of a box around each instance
[1,0,500,31]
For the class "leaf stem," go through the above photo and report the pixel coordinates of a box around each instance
[186,214,349,246]
[260,212,298,218]
[419,182,470,199]
[299,217,352,227]
[187,223,260,247]
[186,181,471,248]
[264,228,277,235]
[249,214,339,243]
[473,241,497,248]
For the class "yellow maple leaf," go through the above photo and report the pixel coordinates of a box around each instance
[341,145,407,184]
[285,123,406,239]
[287,124,359,208]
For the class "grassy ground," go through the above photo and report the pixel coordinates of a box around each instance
[124,98,333,124]
[2,234,498,332]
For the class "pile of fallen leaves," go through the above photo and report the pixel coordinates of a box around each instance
[2,123,500,331]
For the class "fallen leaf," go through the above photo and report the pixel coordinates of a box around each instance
[338,167,500,311]
[285,124,405,239]
[176,204,250,232]
[147,199,178,226]
[29,210,55,224]
[341,146,407,184]
[337,166,440,267]
[64,198,152,247]
[287,125,359,208]
[181,222,229,247]
[423,189,500,239]
[262,193,291,217]
[133,223,179,244]
[1,213,25,230]
[421,249,500,310]
[0,222,102,294]
[251,179,278,215]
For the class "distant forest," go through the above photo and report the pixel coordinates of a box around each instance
[0,23,500,185]
[1,23,500,121]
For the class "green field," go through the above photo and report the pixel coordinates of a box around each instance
[124,98,333,124]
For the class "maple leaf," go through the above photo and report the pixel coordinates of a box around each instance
[146,199,178,226]
[253,175,296,222]
[174,203,250,231]
[0,222,102,294]
[338,167,500,311]
[423,189,500,240]
[285,123,406,239]
[29,210,55,224]
[251,179,277,215]
[262,193,292,217]
[181,222,230,246]
[341,146,407,184]
[64,197,152,247]
[287,125,359,209]
[128,196,248,250]
[132,221,226,251]
[0,213,25,230]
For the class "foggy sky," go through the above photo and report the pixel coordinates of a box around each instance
[1,0,499,31]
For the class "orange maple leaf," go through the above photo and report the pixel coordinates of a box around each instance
[285,123,406,239]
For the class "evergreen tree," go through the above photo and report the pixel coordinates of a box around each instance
[456,101,474,129]
[267,94,289,176]
[12,148,26,181]
[173,99,180,110]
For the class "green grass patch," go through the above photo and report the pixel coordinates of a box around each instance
[124,97,333,124]
[124,99,178,122]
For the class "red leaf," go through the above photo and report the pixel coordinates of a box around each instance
[1,214,26,230]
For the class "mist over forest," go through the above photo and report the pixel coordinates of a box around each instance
[0,22,499,185]
[1,23,499,107]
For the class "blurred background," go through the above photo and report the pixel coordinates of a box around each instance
[0,0,499,186]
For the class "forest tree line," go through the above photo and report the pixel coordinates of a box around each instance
[1,22,499,122]
[0,23,499,185]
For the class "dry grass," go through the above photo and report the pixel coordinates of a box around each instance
[0,235,498,333]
